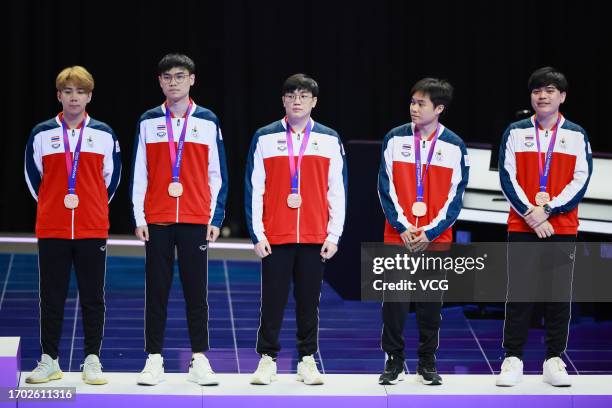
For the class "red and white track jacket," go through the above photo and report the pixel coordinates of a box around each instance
[130,102,228,227]
[24,113,121,239]
[499,116,593,235]
[245,117,347,245]
[378,123,469,243]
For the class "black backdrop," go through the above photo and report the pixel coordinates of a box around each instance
[3,0,610,238]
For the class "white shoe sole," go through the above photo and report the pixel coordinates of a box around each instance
[379,371,405,385]
[296,374,324,385]
[250,374,277,385]
[416,374,442,385]
[137,376,164,386]
[543,377,571,387]
[82,372,108,385]
[496,376,522,387]
[188,375,219,386]
[25,370,63,384]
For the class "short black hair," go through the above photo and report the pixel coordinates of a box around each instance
[528,67,568,93]
[158,53,196,75]
[282,73,319,97]
[410,78,453,111]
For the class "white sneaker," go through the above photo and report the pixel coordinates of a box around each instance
[81,354,108,385]
[543,357,572,387]
[137,354,165,385]
[188,354,219,386]
[297,355,324,385]
[25,354,63,384]
[496,356,523,387]
[250,355,277,385]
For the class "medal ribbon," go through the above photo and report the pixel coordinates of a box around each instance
[166,100,193,183]
[61,114,87,195]
[534,114,561,192]
[286,118,312,195]
[414,124,440,202]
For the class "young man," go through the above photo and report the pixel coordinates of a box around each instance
[24,66,121,385]
[377,78,469,385]
[245,73,347,385]
[130,53,228,386]
[497,67,592,387]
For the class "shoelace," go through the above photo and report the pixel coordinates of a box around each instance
[549,358,567,372]
[33,360,51,373]
[501,358,518,372]
[80,361,103,374]
[301,358,319,375]
[194,357,214,374]
[142,358,160,374]
[257,357,274,371]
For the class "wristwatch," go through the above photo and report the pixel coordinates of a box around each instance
[543,203,552,215]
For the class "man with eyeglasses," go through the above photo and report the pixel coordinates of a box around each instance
[131,53,228,386]
[245,73,347,385]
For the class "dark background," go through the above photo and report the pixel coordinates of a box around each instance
[3,0,610,238]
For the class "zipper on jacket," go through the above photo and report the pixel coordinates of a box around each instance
[297,171,301,243]
[296,131,303,243]
[176,197,180,223]
[71,209,75,240]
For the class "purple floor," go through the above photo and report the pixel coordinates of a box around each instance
[1,253,611,375]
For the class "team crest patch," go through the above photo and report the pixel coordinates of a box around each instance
[524,135,535,148]
[51,135,61,149]
[560,137,566,149]
[156,124,167,138]
[401,144,412,157]
[277,139,287,151]
[312,140,320,151]
[191,125,199,139]
[87,134,94,147]
[435,149,443,161]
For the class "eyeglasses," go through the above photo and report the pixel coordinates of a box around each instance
[284,93,314,102]
[160,73,191,84]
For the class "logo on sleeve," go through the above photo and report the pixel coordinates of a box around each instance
[115,140,121,152]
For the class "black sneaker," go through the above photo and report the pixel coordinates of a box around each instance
[378,356,405,385]
[416,364,442,385]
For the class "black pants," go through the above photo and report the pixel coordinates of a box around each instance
[38,238,107,359]
[256,244,325,359]
[145,224,209,354]
[381,301,442,366]
[503,232,576,360]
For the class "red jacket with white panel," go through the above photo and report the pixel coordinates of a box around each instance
[499,116,593,235]
[245,118,347,245]
[378,123,469,243]
[130,102,228,227]
[24,114,122,239]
